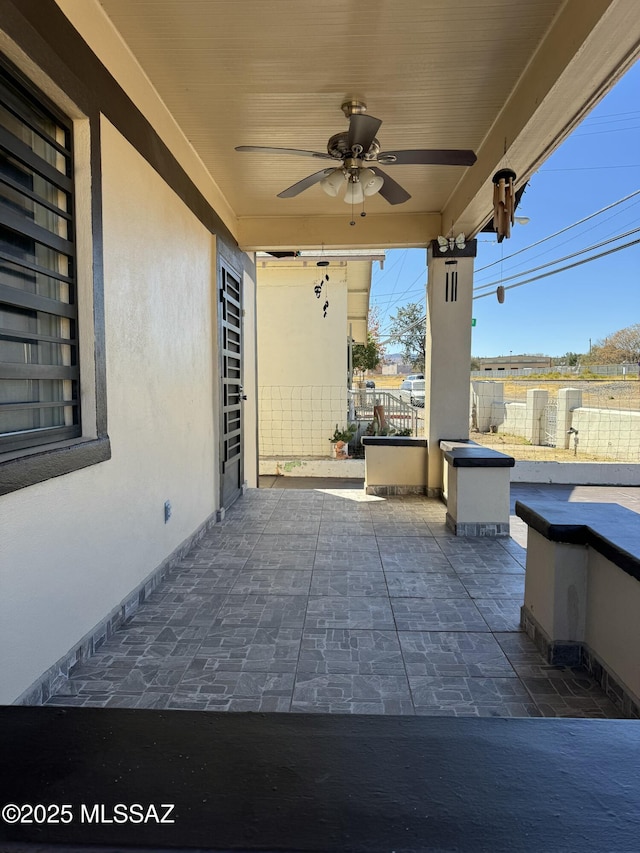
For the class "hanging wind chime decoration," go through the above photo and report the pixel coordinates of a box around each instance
[313,257,330,318]
[492,168,517,239]
[444,259,458,303]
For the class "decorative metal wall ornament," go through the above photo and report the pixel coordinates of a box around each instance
[492,168,517,239]
[437,233,466,253]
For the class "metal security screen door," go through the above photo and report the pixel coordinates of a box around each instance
[219,265,243,509]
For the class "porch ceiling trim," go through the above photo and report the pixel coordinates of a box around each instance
[446,0,640,238]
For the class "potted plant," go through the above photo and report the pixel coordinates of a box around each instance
[329,423,357,458]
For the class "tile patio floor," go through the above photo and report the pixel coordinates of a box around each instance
[46,482,640,717]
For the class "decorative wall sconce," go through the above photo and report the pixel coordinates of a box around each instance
[492,168,517,239]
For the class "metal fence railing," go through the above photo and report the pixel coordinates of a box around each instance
[348,390,419,435]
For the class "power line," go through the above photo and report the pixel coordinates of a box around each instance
[374,289,424,300]
[474,197,640,284]
[574,125,640,138]
[378,312,427,345]
[541,164,640,172]
[581,108,640,122]
[376,249,409,322]
[473,189,640,275]
[472,237,640,301]
[473,226,640,292]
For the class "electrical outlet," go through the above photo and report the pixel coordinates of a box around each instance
[164,501,172,523]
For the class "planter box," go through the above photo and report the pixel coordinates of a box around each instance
[361,437,428,495]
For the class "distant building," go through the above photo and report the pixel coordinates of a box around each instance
[476,355,553,372]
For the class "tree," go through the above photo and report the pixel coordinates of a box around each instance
[586,323,640,364]
[552,352,581,367]
[387,302,426,371]
[367,304,385,359]
[352,305,384,377]
[352,333,382,375]
[470,357,481,372]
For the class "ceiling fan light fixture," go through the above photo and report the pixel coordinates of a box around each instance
[344,178,364,205]
[320,168,345,197]
[359,168,384,196]
[236,102,476,209]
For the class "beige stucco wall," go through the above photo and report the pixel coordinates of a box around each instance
[523,531,588,642]
[449,467,511,524]
[0,118,219,703]
[257,264,348,457]
[364,445,428,488]
[524,531,640,703]
[586,551,640,702]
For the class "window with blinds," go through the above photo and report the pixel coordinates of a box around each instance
[0,60,80,454]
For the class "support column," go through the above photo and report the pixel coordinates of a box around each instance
[425,240,477,496]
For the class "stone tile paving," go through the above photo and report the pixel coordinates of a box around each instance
[46,482,638,718]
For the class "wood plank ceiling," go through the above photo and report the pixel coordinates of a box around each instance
[96,0,564,224]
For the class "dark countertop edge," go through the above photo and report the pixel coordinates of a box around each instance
[443,447,515,467]
[515,500,640,581]
[362,437,428,447]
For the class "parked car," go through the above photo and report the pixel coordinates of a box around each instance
[399,379,425,407]
[405,373,424,382]
[365,379,376,389]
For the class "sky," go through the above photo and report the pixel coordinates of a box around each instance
[370,59,640,359]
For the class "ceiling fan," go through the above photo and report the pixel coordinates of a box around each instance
[235,100,476,205]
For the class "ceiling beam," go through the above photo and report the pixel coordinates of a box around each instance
[237,212,441,251]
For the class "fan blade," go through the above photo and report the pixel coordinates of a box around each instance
[347,114,382,155]
[235,145,334,160]
[378,149,477,166]
[277,169,335,199]
[370,167,411,205]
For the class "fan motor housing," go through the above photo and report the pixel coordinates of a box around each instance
[327,132,380,161]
